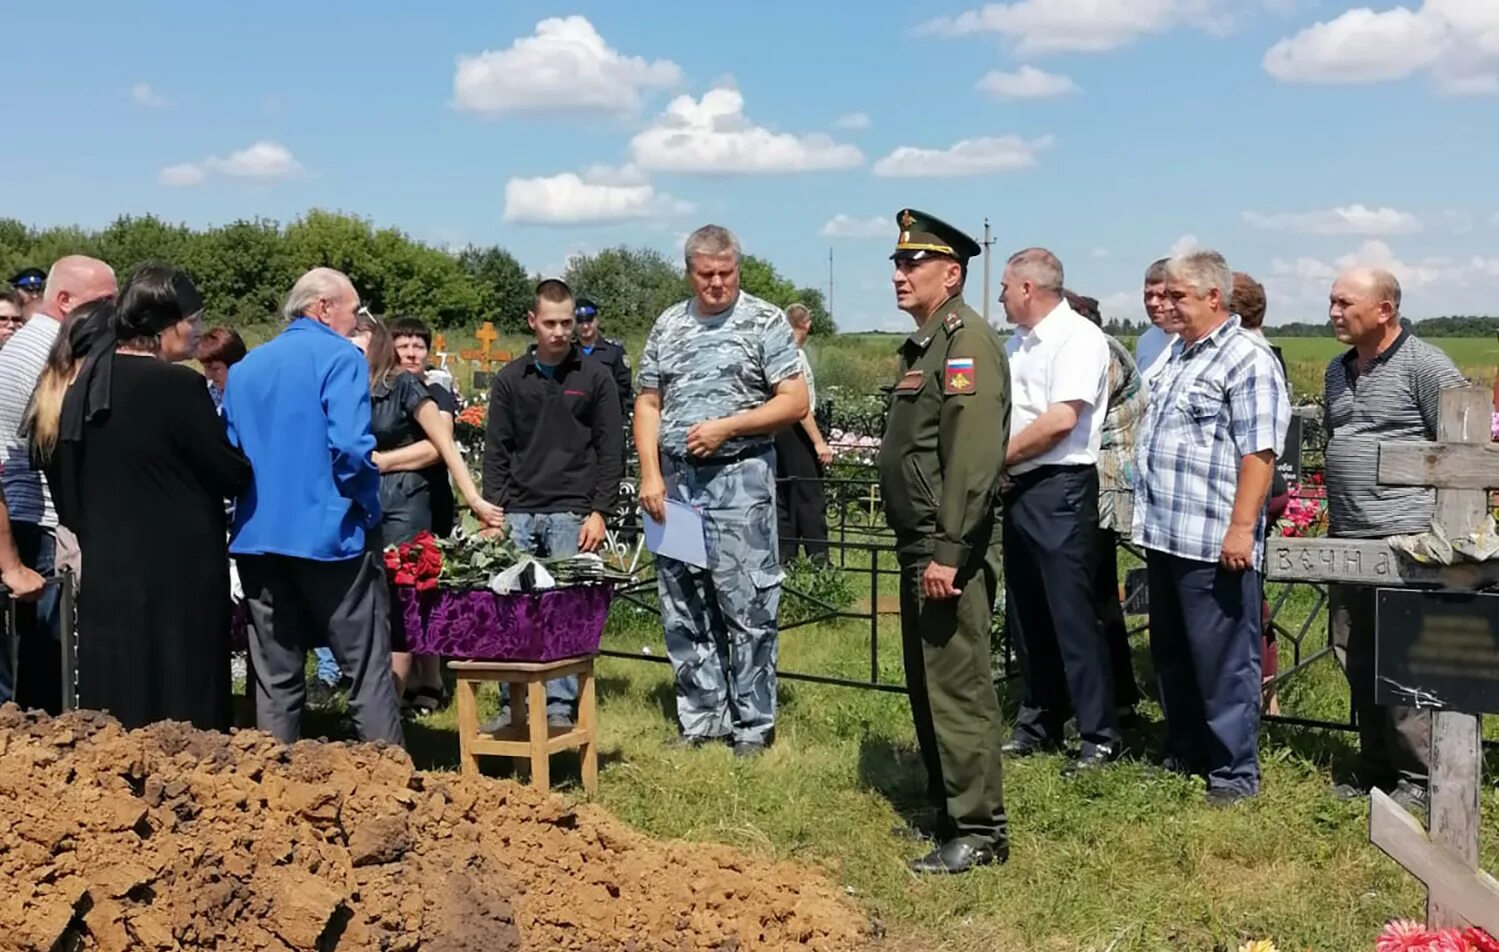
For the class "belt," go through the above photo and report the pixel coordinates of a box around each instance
[665,443,772,467]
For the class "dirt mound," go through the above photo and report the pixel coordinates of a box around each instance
[0,706,865,952]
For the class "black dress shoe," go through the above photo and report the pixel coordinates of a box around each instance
[907,839,1009,875]
[1000,735,1058,758]
[1060,743,1120,778]
[1205,787,1254,808]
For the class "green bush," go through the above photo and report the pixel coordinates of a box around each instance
[779,557,857,625]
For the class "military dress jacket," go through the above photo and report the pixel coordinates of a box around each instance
[877,295,1011,565]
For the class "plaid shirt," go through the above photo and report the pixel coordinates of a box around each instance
[1131,316,1290,565]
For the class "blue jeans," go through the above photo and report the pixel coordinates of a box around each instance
[11,524,61,712]
[502,511,583,717]
[313,647,342,687]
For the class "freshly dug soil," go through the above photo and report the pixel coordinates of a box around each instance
[0,706,866,951]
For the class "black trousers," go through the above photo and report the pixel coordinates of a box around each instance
[773,425,829,563]
[1095,530,1140,710]
[1003,465,1120,750]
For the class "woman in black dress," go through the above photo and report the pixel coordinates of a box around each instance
[349,314,502,708]
[49,265,250,731]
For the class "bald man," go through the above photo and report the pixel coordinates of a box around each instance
[1322,267,1464,812]
[0,255,116,709]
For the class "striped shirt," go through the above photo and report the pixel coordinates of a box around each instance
[1132,316,1290,565]
[1323,331,1465,538]
[0,315,60,527]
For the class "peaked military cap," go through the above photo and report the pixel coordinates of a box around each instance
[574,297,599,321]
[889,209,981,263]
[9,267,45,291]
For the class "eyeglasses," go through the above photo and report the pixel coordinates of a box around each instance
[0,316,25,326]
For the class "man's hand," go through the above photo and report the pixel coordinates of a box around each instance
[685,418,736,458]
[372,450,390,474]
[1219,524,1255,573]
[2,564,44,602]
[921,561,961,600]
[578,512,607,553]
[814,439,834,466]
[638,473,667,523]
[478,525,506,541]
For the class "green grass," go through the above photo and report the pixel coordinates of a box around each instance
[300,552,1499,952]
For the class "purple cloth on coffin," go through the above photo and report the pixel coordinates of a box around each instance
[392,584,612,661]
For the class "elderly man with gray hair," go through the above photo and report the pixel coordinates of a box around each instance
[224,267,404,747]
[634,224,808,756]
[1133,249,1289,806]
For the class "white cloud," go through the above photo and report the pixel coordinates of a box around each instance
[821,214,893,239]
[503,166,694,225]
[157,163,205,188]
[1242,204,1423,236]
[1334,239,1449,289]
[1092,247,1111,258]
[629,87,863,174]
[872,134,1052,178]
[157,140,303,186]
[1263,2,1499,94]
[453,15,681,117]
[918,0,1236,55]
[976,65,1078,98]
[131,82,170,109]
[1439,209,1474,234]
[833,111,871,130]
[1168,233,1200,257]
[204,141,303,179]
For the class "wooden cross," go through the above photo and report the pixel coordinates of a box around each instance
[1267,385,1499,934]
[458,321,499,370]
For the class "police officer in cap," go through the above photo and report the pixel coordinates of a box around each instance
[10,268,46,318]
[574,297,633,419]
[877,209,1012,874]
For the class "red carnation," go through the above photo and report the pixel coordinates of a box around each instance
[384,549,401,573]
[394,569,416,587]
[1466,929,1499,952]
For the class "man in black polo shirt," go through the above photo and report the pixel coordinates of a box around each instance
[483,279,623,728]
[1323,266,1465,811]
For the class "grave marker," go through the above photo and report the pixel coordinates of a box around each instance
[1270,386,1498,934]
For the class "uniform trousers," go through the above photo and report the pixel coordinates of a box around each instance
[898,534,1008,848]
[1146,550,1262,795]
[239,550,404,746]
[656,449,781,744]
[1004,464,1120,751]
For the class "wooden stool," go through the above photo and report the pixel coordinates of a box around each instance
[448,656,597,795]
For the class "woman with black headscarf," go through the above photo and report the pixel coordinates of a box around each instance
[52,264,250,730]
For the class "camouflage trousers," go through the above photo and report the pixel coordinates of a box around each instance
[656,448,782,744]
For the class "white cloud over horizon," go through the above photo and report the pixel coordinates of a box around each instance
[872,134,1052,177]
[629,87,864,174]
[1264,2,1499,95]
[503,164,694,225]
[453,15,681,117]
[821,214,893,238]
[1242,204,1424,236]
[976,65,1079,98]
[157,141,303,187]
[131,82,170,109]
[918,0,1239,55]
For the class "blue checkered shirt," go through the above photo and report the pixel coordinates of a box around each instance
[1131,316,1290,566]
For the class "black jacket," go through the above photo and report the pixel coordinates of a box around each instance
[483,345,623,515]
[581,337,633,417]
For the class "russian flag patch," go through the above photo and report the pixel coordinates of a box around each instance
[943,357,976,394]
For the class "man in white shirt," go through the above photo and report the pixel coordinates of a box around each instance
[1135,258,1180,387]
[0,255,116,710]
[997,248,1121,776]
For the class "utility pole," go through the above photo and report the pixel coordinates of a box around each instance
[827,246,834,327]
[981,218,995,323]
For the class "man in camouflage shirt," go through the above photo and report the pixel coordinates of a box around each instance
[634,224,808,756]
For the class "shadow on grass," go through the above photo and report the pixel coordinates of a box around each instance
[855,733,932,827]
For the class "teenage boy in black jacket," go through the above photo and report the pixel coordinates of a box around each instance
[482,278,622,728]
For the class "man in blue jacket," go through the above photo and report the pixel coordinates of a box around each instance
[224,267,403,746]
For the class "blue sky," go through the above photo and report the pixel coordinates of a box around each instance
[4,0,1498,329]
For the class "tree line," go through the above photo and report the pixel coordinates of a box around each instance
[1103,316,1499,338]
[0,211,836,338]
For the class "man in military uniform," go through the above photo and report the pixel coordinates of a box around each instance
[575,297,633,419]
[634,224,808,757]
[877,209,1011,874]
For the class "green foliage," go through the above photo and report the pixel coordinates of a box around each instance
[739,254,835,335]
[564,246,690,338]
[779,557,857,625]
[458,245,534,334]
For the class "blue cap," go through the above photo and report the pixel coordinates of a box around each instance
[10,268,45,291]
